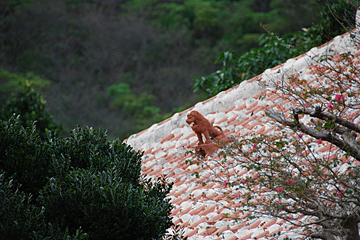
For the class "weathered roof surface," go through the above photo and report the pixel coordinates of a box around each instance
[125,26,360,239]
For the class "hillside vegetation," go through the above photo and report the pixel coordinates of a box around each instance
[0,0,350,139]
[0,84,174,239]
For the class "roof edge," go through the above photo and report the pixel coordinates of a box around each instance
[125,29,359,151]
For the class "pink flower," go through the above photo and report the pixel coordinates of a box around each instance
[327,102,334,111]
[297,133,303,140]
[338,189,345,197]
[276,199,281,205]
[253,173,259,179]
[285,179,295,184]
[304,103,309,107]
[317,138,322,145]
[335,94,345,102]
[276,187,283,192]
[242,179,246,184]
[223,180,228,187]
[252,144,258,150]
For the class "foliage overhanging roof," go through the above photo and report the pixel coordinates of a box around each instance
[125,24,360,239]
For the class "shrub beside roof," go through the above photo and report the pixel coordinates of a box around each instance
[0,86,174,239]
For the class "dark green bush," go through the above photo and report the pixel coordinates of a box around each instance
[0,172,43,239]
[47,126,143,184]
[40,169,173,240]
[0,115,173,239]
[0,172,87,240]
[0,82,61,139]
[0,87,174,239]
[0,116,52,197]
[42,125,174,239]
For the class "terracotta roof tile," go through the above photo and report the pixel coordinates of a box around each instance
[254,230,270,239]
[247,101,258,111]
[123,29,360,239]
[174,187,189,197]
[215,117,228,124]
[244,219,262,230]
[227,235,239,240]
[141,163,157,172]
[173,177,187,185]
[208,213,225,222]
[268,226,283,237]
[239,232,254,239]
[180,206,193,215]
[234,103,247,111]
[198,226,217,236]
[184,132,196,140]
[183,228,198,238]
[147,167,163,176]
[213,225,231,235]
[262,218,277,229]
[171,196,185,205]
[161,133,175,143]
[225,105,236,113]
[189,205,207,216]
[189,216,208,228]
[198,205,217,216]
[143,148,153,155]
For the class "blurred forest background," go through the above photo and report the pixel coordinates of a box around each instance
[0,0,357,140]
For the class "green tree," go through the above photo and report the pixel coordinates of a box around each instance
[0,68,50,103]
[193,0,357,99]
[0,81,60,139]
[0,0,329,140]
[0,87,174,239]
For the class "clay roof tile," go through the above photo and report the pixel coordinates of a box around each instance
[184,228,198,238]
[123,29,360,240]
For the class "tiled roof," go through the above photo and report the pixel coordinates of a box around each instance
[125,27,360,239]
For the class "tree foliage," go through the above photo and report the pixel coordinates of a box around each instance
[193,0,358,99]
[0,0,326,139]
[0,88,174,239]
[0,81,60,139]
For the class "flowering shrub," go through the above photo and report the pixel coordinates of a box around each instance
[255,51,358,238]
[189,48,360,239]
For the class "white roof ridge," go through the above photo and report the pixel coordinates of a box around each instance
[125,29,359,151]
